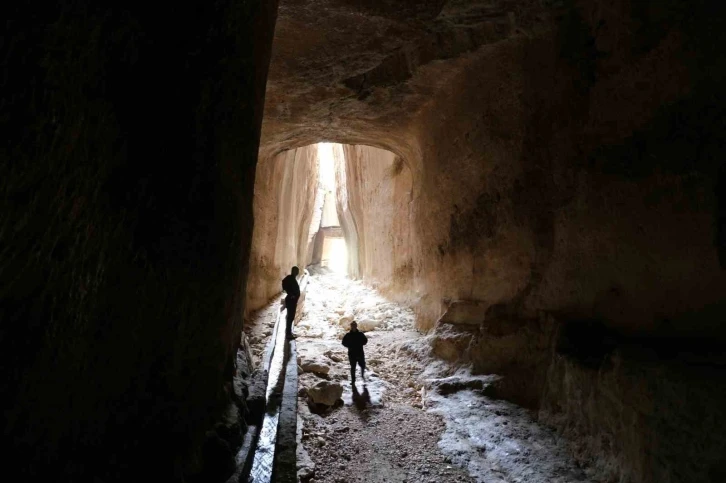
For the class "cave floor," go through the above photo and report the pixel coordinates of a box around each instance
[246,270,603,483]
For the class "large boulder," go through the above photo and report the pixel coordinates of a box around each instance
[356,318,382,332]
[338,315,354,327]
[307,381,343,406]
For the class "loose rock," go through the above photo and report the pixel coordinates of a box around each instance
[307,381,343,406]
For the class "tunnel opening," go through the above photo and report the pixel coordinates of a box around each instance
[246,141,414,315]
[309,143,347,274]
[241,140,420,481]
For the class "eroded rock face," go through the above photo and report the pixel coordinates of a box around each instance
[260,0,555,160]
[408,25,726,337]
[540,343,726,483]
[247,145,320,312]
[333,144,413,291]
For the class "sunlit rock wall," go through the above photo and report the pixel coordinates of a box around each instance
[332,145,360,277]
[334,145,414,294]
[246,145,319,312]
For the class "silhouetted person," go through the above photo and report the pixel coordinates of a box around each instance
[342,321,367,384]
[282,266,300,339]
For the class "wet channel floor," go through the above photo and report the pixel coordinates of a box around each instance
[248,307,288,482]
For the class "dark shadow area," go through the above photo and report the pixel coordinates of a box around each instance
[351,385,372,410]
[1,2,278,481]
[556,320,619,369]
[557,318,726,370]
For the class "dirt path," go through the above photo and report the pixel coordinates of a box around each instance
[245,270,604,483]
[291,270,474,483]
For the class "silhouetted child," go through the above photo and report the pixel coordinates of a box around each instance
[342,320,367,385]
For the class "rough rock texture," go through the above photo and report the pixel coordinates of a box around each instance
[11,0,721,481]
[307,380,344,406]
[540,340,726,483]
[1,1,279,481]
[247,145,319,312]
[334,144,414,292]
[260,0,555,160]
[262,0,726,337]
[300,358,331,376]
[431,311,558,408]
[257,1,726,482]
[408,14,726,336]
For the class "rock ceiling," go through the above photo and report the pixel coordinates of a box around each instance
[260,0,559,158]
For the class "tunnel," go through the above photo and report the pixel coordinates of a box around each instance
[2,1,726,482]
[247,142,413,311]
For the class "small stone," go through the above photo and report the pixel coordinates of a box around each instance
[324,350,343,362]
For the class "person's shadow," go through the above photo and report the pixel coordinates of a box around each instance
[351,384,371,410]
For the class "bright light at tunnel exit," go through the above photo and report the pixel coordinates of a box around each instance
[317,143,336,192]
[317,143,349,275]
[326,237,348,274]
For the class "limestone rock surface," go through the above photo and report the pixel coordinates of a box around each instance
[307,381,344,406]
[261,0,726,338]
[356,318,383,332]
[300,358,331,375]
[246,145,319,312]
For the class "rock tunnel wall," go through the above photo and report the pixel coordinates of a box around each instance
[10,0,725,481]
[333,145,413,293]
[540,341,726,483]
[259,0,726,339]
[256,1,726,482]
[246,145,319,312]
[1,1,279,481]
[260,0,726,340]
[410,26,726,338]
[403,4,726,482]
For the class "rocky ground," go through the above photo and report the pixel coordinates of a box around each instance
[245,269,604,483]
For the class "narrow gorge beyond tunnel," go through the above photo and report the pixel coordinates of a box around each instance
[3,1,726,482]
[247,142,413,313]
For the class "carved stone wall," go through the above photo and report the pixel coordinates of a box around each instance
[247,145,319,312]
